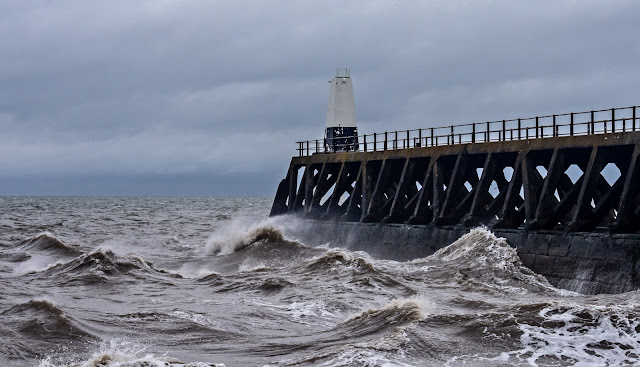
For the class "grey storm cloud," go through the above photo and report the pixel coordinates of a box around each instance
[1,0,639,195]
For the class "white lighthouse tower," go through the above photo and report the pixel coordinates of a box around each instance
[325,68,358,152]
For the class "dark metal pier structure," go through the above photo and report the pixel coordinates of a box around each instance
[272,106,640,234]
[270,106,640,294]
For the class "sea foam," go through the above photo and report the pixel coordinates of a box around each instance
[204,219,285,255]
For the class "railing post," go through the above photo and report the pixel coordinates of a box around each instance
[535,116,539,138]
[384,132,388,151]
[406,130,410,148]
[485,121,489,142]
[450,126,454,145]
[363,135,367,152]
[394,131,398,149]
[570,113,574,136]
[517,118,521,140]
[472,123,476,143]
[623,118,627,132]
[315,139,319,154]
[306,141,309,156]
[502,120,505,141]
[634,106,637,131]
[612,108,616,133]
[591,110,595,134]
[431,127,434,147]
[374,133,377,151]
[552,115,557,137]
[324,138,327,153]
[418,129,422,147]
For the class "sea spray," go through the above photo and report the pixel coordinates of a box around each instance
[204,219,286,255]
[432,227,560,294]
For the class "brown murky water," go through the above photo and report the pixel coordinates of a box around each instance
[1,197,638,366]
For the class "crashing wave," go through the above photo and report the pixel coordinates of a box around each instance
[205,221,288,255]
[432,227,557,294]
[204,219,311,258]
[339,297,432,337]
[433,227,519,264]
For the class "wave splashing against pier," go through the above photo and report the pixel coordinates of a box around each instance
[1,197,638,366]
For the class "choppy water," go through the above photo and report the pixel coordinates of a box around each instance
[1,196,639,367]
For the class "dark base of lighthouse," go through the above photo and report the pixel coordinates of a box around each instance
[325,127,359,152]
[278,218,640,295]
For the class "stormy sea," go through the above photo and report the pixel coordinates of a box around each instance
[1,196,639,367]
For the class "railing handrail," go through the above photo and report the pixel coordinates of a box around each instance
[296,105,640,156]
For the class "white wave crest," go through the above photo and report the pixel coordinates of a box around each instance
[204,219,285,256]
[14,258,65,276]
[433,226,517,265]
[432,227,557,294]
[348,296,434,323]
[37,339,225,367]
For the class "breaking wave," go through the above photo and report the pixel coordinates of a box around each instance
[431,227,558,294]
[339,297,432,336]
[205,221,289,255]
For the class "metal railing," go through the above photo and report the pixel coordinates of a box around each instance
[296,105,640,157]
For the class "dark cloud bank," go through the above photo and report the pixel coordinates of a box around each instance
[1,1,639,196]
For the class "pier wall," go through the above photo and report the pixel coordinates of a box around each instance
[282,220,640,294]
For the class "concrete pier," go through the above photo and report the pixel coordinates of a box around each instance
[271,107,640,294]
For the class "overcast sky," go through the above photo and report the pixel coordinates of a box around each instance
[1,0,639,196]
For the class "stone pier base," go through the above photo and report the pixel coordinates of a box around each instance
[282,220,640,295]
